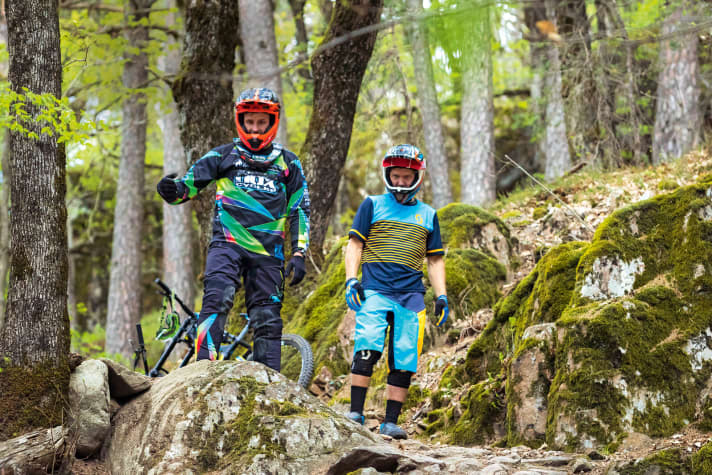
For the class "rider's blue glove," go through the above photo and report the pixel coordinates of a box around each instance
[345,278,366,312]
[434,295,449,327]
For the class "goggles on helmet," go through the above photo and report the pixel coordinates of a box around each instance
[382,144,426,200]
[235,87,281,152]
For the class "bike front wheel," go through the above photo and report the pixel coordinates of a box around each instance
[280,333,314,390]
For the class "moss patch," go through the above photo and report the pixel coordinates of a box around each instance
[437,203,513,252]
[0,358,70,441]
[614,448,691,474]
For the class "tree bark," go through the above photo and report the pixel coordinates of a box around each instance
[237,0,288,146]
[172,0,240,257]
[406,0,451,209]
[543,0,572,180]
[460,0,495,206]
[0,132,9,330]
[287,0,311,80]
[301,0,384,260]
[652,1,701,164]
[105,0,154,359]
[0,0,70,440]
[159,1,195,310]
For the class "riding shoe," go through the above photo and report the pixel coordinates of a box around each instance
[379,422,407,439]
[346,411,365,425]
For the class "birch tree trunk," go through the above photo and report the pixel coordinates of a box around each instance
[406,0,451,209]
[0,0,69,440]
[652,2,701,164]
[460,0,495,206]
[237,0,288,146]
[301,0,384,260]
[159,2,195,309]
[172,1,240,256]
[105,0,154,359]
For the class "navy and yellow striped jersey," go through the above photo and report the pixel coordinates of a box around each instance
[349,193,444,293]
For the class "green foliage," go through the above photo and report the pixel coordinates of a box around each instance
[0,86,94,143]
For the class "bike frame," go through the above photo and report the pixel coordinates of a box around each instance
[138,278,252,376]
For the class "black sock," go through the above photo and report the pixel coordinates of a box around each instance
[385,399,403,424]
[350,385,368,414]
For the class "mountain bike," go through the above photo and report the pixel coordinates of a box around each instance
[132,278,314,389]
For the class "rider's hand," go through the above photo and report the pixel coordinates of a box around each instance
[345,278,366,312]
[434,295,449,327]
[285,254,306,286]
[157,173,180,202]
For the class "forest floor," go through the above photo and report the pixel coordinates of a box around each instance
[68,149,712,473]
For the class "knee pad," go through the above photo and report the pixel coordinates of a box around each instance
[250,305,282,339]
[387,369,413,389]
[351,350,382,377]
[202,280,236,316]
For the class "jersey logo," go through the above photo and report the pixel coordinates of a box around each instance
[415,214,423,224]
[234,174,278,193]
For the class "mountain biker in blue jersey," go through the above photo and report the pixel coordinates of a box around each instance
[156,87,310,372]
[344,144,448,440]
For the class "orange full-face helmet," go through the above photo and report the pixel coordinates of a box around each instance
[234,87,281,152]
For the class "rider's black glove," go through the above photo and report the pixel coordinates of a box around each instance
[157,173,181,202]
[285,254,306,286]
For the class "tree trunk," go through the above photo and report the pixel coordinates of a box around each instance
[542,0,572,180]
[288,0,311,80]
[0,0,70,441]
[67,209,78,332]
[0,2,8,335]
[652,2,701,164]
[237,0,288,146]
[596,0,643,165]
[105,0,154,359]
[406,0,451,209]
[172,0,240,257]
[301,0,384,260]
[159,1,195,309]
[543,42,571,180]
[0,132,9,330]
[460,0,495,206]
[525,4,547,173]
[554,0,595,163]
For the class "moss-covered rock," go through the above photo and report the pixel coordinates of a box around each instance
[428,248,506,321]
[438,203,516,272]
[435,179,712,451]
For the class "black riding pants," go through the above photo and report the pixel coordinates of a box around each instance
[196,242,284,371]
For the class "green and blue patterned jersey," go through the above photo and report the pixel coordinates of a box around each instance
[169,139,310,260]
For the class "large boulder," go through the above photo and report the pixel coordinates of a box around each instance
[107,360,379,474]
[435,179,712,451]
[68,359,111,457]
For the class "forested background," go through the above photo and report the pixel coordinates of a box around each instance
[0,0,710,368]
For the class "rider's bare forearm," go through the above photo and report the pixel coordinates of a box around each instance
[345,237,364,281]
[427,255,446,297]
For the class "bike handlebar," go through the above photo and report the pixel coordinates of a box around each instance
[154,278,198,318]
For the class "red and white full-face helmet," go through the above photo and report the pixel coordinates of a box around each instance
[234,87,281,152]
[382,144,426,202]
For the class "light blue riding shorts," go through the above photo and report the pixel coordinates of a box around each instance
[353,290,426,373]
